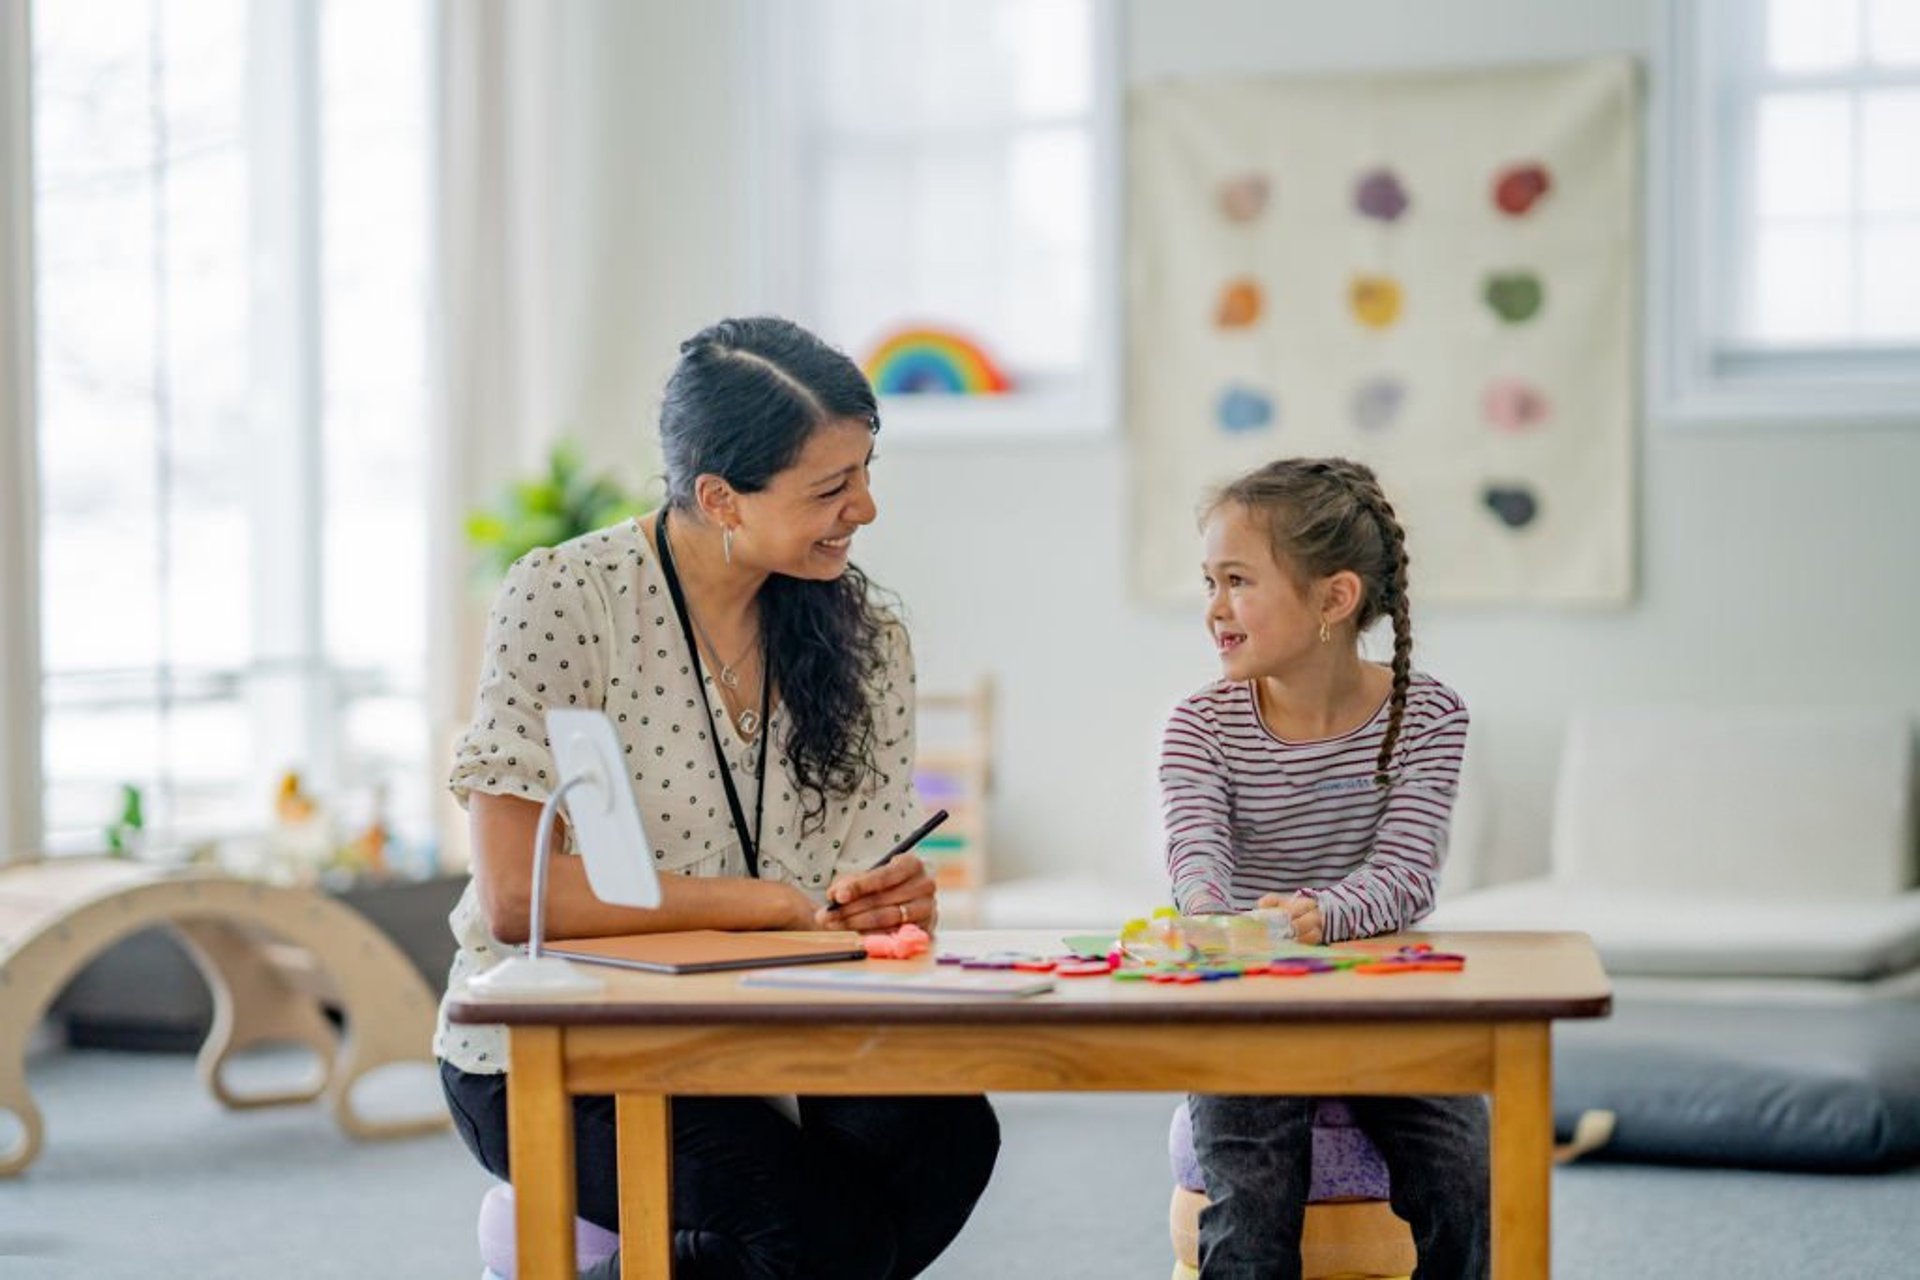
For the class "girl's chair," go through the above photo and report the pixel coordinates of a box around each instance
[1168,1100,1416,1280]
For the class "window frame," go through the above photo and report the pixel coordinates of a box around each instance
[741,0,1125,443]
[2,0,45,865]
[1652,0,1920,428]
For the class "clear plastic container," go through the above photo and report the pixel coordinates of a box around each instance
[1118,908,1194,965]
[1205,909,1297,959]
[1119,906,1297,966]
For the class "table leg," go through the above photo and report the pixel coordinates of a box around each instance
[509,1027,577,1280]
[617,1094,674,1279]
[1490,1022,1552,1279]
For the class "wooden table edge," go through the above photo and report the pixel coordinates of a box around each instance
[448,992,1612,1026]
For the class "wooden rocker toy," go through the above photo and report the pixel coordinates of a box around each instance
[0,856,447,1177]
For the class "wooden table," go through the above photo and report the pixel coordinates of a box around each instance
[446,929,1609,1279]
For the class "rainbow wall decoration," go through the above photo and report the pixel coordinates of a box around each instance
[863,327,1012,396]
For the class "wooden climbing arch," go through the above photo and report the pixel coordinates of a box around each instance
[0,857,448,1177]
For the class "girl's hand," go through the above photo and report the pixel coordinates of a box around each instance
[1256,892,1324,945]
[816,853,939,934]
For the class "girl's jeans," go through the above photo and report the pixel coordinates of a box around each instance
[1188,1093,1490,1280]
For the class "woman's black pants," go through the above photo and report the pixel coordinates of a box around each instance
[443,1060,1000,1279]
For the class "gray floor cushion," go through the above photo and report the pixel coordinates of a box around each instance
[1553,998,1920,1172]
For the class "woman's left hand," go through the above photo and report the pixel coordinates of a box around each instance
[816,852,939,934]
[1256,891,1324,945]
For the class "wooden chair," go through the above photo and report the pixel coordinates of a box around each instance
[0,856,447,1177]
[1169,1191,1415,1280]
[1167,1099,1417,1279]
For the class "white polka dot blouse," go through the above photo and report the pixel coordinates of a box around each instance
[435,519,921,1074]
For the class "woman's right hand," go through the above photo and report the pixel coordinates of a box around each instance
[815,853,939,935]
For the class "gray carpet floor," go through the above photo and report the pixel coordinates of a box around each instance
[4,1045,1917,1278]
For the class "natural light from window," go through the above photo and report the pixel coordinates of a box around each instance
[766,0,1113,432]
[1739,0,1920,346]
[31,0,431,866]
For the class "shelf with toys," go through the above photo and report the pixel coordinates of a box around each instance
[912,676,995,926]
[49,769,462,1050]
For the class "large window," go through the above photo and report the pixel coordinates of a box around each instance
[31,0,432,863]
[1655,0,1920,424]
[751,0,1120,437]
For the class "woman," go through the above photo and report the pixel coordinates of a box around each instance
[437,317,1000,1279]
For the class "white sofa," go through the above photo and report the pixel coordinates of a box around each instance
[1427,708,1920,1000]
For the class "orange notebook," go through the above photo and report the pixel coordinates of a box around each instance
[545,930,868,975]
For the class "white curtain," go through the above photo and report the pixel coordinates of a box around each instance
[0,0,43,863]
[429,0,750,866]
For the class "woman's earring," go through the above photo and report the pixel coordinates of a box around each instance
[723,527,734,566]
[1319,618,1331,644]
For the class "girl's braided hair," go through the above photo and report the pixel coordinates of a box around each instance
[1209,457,1413,786]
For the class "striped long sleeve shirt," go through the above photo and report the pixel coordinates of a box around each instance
[1159,673,1469,943]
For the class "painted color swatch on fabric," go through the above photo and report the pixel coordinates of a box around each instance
[1352,377,1407,431]
[1215,278,1264,328]
[1482,376,1552,431]
[1350,275,1404,329]
[1218,173,1270,222]
[1216,385,1275,433]
[1493,162,1552,216]
[1483,272,1544,323]
[1354,168,1410,222]
[1483,485,1540,529]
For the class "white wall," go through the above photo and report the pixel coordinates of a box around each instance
[430,0,758,865]
[850,0,1920,892]
[580,0,1920,893]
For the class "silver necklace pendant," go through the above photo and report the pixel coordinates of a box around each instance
[719,665,739,690]
[737,708,760,738]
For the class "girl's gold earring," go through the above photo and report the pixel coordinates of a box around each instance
[723,527,734,566]
[1319,619,1331,644]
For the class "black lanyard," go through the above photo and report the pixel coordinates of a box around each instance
[655,507,770,878]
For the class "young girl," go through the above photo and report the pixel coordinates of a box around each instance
[1160,457,1488,1280]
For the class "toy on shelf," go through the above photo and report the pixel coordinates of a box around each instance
[265,770,333,884]
[334,783,393,880]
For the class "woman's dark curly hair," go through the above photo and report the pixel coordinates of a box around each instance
[659,317,892,835]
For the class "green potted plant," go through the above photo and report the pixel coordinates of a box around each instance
[466,441,651,580]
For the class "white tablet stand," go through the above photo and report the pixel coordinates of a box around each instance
[468,710,661,995]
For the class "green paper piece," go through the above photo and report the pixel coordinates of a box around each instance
[1483,271,1544,323]
[1061,934,1116,958]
